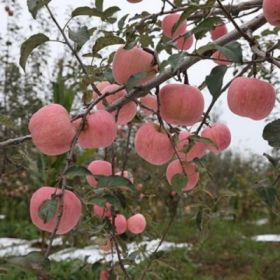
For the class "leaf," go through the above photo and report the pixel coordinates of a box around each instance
[263,119,280,148]
[172,6,197,35]
[20,33,49,71]
[171,174,187,193]
[27,0,51,19]
[118,14,129,30]
[92,35,125,54]
[255,184,277,207]
[95,0,103,11]
[193,17,222,39]
[71,6,103,18]
[95,175,135,191]
[65,166,92,178]
[68,26,94,51]
[104,6,120,18]
[126,72,147,90]
[215,42,243,63]
[205,65,227,99]
[39,197,58,223]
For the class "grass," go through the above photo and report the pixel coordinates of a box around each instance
[0,217,280,279]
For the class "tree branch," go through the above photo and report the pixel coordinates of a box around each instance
[0,135,32,148]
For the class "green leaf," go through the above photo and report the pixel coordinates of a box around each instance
[39,198,58,223]
[172,6,197,35]
[20,33,49,71]
[95,175,135,191]
[215,42,243,63]
[125,72,147,91]
[118,14,129,30]
[71,6,103,18]
[92,35,125,54]
[205,65,227,99]
[171,174,187,193]
[104,6,120,18]
[7,252,50,277]
[65,166,92,178]
[95,0,103,11]
[263,119,280,148]
[27,0,51,19]
[193,17,222,40]
[255,185,277,207]
[68,26,94,51]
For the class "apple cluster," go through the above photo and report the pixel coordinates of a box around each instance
[27,2,277,238]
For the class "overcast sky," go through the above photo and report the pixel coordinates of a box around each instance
[0,0,278,157]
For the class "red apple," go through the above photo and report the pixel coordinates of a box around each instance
[30,186,82,235]
[134,123,174,165]
[227,77,276,120]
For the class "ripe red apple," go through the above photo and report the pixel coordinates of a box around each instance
[97,84,137,125]
[28,104,76,156]
[166,159,199,192]
[210,23,228,40]
[139,94,158,116]
[159,84,204,126]
[201,123,231,152]
[134,123,174,165]
[263,0,280,27]
[73,110,117,148]
[211,51,231,65]
[30,186,82,235]
[112,46,156,85]
[87,160,112,187]
[176,131,206,162]
[161,13,187,39]
[175,33,194,50]
[227,77,276,120]
[127,213,146,234]
[111,214,127,235]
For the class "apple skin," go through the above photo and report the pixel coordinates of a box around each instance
[263,0,280,27]
[227,77,276,120]
[127,213,146,234]
[97,84,137,125]
[166,159,199,192]
[201,123,231,153]
[175,34,194,50]
[161,13,187,39]
[28,103,76,156]
[112,46,156,86]
[139,95,158,116]
[111,214,127,235]
[127,0,142,3]
[30,186,82,235]
[134,123,174,165]
[210,24,228,40]
[159,83,204,126]
[73,110,117,148]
